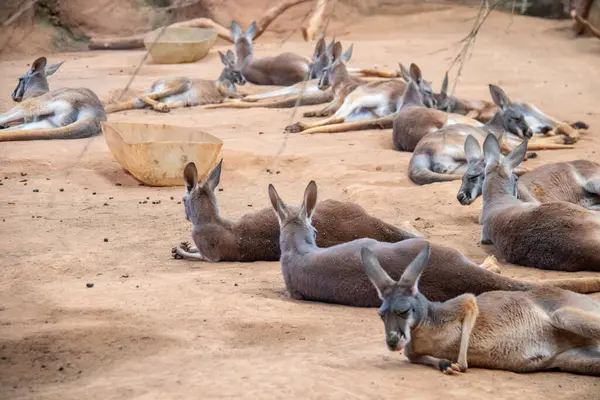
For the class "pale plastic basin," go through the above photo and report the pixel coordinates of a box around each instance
[102,121,223,187]
[144,27,217,64]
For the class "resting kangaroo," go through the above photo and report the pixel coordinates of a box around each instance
[171,160,422,262]
[231,21,311,86]
[285,43,435,134]
[457,138,600,209]
[408,85,573,186]
[104,51,246,114]
[436,72,587,142]
[481,134,600,272]
[0,57,106,141]
[362,243,600,376]
[268,180,600,307]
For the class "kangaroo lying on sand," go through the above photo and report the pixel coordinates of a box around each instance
[104,51,246,114]
[284,43,435,134]
[0,57,106,141]
[481,134,600,272]
[171,160,422,262]
[362,243,600,376]
[268,180,600,307]
[408,85,573,185]
[436,72,588,142]
[457,138,600,209]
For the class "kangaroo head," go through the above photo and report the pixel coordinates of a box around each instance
[12,57,64,102]
[399,63,436,109]
[457,135,485,205]
[318,41,352,90]
[309,36,332,79]
[183,160,223,226]
[435,71,458,113]
[218,50,246,88]
[361,242,431,352]
[231,20,257,60]
[488,85,532,139]
[268,181,318,247]
[483,134,528,195]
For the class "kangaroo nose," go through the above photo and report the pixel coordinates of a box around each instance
[457,192,470,205]
[386,334,400,350]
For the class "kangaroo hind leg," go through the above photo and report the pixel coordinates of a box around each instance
[551,347,600,376]
[551,307,600,340]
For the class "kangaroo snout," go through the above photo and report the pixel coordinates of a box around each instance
[386,333,403,351]
[457,192,473,206]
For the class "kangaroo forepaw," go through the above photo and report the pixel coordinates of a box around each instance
[480,255,502,274]
[153,103,171,113]
[571,121,589,130]
[439,360,464,375]
[285,122,307,133]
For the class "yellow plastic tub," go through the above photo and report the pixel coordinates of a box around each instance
[144,27,217,64]
[102,121,223,187]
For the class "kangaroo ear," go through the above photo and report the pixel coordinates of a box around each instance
[341,44,353,63]
[398,242,431,296]
[218,51,230,66]
[326,37,336,55]
[331,41,342,61]
[299,180,318,221]
[440,71,449,98]
[399,63,410,82]
[483,134,501,168]
[246,21,258,41]
[464,135,482,164]
[504,139,528,171]
[205,159,223,192]
[402,80,423,107]
[409,63,423,84]
[31,57,47,74]
[183,162,198,193]
[361,247,396,299]
[44,61,64,77]
[231,21,242,40]
[489,84,511,111]
[225,49,236,62]
[268,184,290,223]
[313,36,326,59]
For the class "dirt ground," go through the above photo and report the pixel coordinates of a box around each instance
[1,5,600,400]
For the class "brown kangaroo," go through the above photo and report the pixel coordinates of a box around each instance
[266,180,600,307]
[480,134,600,272]
[171,160,422,262]
[408,85,573,186]
[457,138,600,209]
[104,51,246,114]
[231,20,311,86]
[284,43,435,134]
[362,243,600,376]
[0,57,106,141]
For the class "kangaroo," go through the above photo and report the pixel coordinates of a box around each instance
[267,180,600,307]
[284,43,435,134]
[436,72,588,142]
[204,39,346,111]
[408,85,574,186]
[104,51,246,114]
[481,134,600,272]
[362,243,600,376]
[231,20,312,86]
[458,137,600,208]
[0,57,106,141]
[171,160,422,262]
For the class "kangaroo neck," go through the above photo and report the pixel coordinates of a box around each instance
[25,82,50,100]
[280,221,317,256]
[235,42,253,65]
[482,166,521,218]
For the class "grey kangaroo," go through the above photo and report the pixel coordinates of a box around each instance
[362,243,600,376]
[457,136,600,209]
[0,57,106,141]
[480,134,600,272]
[171,160,422,262]
[267,180,600,307]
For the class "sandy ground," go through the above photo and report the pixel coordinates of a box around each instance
[1,6,600,400]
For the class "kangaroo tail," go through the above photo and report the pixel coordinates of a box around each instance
[0,119,101,141]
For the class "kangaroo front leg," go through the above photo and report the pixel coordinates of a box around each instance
[456,295,478,372]
[303,97,342,118]
[408,354,463,374]
[171,242,207,261]
[0,106,28,126]
[139,96,171,113]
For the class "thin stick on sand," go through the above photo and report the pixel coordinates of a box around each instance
[302,0,328,41]
[571,9,600,39]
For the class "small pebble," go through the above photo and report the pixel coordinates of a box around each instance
[4,176,7,179]
[103,238,108,242]
[20,172,27,176]
[170,196,174,200]
[266,169,271,173]
[86,283,94,288]
[234,283,238,287]
[103,203,109,206]
[258,131,264,135]
[115,183,122,186]
[146,197,150,200]
[59,188,64,192]
[121,274,129,278]
[109,197,113,200]
[218,188,223,192]
[46,178,51,180]
[92,192,97,195]
[33,189,39,192]
[276,171,280,174]
[247,204,252,207]
[142,200,148,204]
[24,183,27,186]
[58,367,64,372]
[32,215,35,219]
[19,179,27,182]
[177,201,181,204]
